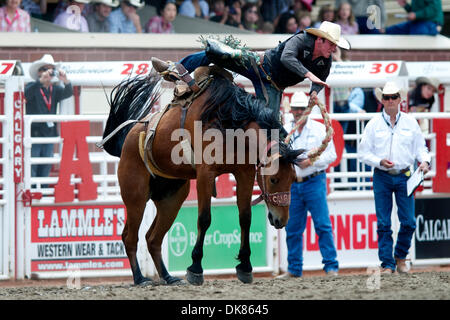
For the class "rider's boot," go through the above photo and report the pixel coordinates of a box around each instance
[151,57,180,82]
[205,38,243,60]
[151,57,200,92]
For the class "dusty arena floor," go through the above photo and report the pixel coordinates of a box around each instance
[1,267,449,301]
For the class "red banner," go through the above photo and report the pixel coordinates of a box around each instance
[30,205,129,272]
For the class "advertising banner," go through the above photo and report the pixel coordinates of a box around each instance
[415,198,450,260]
[30,205,129,273]
[167,204,267,272]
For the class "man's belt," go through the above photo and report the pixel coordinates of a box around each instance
[256,52,281,92]
[296,170,325,183]
[375,167,411,176]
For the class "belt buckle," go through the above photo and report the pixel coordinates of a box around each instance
[296,176,303,183]
[388,169,400,175]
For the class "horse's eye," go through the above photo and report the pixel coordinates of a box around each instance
[270,177,279,184]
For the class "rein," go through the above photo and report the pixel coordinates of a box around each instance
[251,141,291,207]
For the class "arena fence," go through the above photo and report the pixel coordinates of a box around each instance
[1,59,449,280]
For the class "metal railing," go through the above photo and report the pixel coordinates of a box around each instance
[23,112,450,203]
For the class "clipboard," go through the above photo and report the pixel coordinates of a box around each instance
[407,167,424,197]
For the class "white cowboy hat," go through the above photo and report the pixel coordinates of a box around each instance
[71,0,91,4]
[93,0,119,6]
[28,54,58,80]
[123,0,144,8]
[415,76,440,92]
[375,81,407,102]
[306,21,350,50]
[290,91,309,108]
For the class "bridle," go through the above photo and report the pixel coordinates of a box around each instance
[251,141,291,207]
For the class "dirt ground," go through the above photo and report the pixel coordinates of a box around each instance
[0,266,449,300]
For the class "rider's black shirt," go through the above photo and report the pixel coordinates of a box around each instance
[265,31,332,94]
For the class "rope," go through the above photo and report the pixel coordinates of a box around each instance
[284,97,334,164]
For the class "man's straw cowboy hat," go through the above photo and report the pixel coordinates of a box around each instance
[28,54,58,81]
[290,91,309,108]
[375,81,407,102]
[305,21,350,50]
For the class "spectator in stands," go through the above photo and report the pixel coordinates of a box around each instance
[290,0,313,15]
[25,54,73,183]
[276,90,339,279]
[152,21,350,115]
[260,0,290,25]
[335,0,386,34]
[178,0,209,19]
[408,76,440,134]
[54,0,90,32]
[87,0,119,32]
[359,81,430,274]
[225,0,243,29]
[296,10,311,32]
[108,0,144,33]
[259,20,273,33]
[335,1,359,34]
[313,4,335,28]
[409,76,439,112]
[145,0,177,33]
[0,0,31,32]
[21,0,47,20]
[385,0,443,35]
[209,0,228,24]
[274,11,298,34]
[241,2,261,32]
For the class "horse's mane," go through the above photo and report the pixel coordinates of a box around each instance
[200,74,297,163]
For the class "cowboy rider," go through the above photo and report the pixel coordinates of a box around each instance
[152,21,350,116]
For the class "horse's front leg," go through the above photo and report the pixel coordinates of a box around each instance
[234,167,256,284]
[186,171,214,285]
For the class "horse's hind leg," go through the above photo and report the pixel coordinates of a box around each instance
[146,180,190,285]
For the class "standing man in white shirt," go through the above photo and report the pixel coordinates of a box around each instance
[359,81,430,274]
[276,91,339,279]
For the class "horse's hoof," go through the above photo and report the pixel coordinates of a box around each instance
[164,276,187,286]
[236,269,253,284]
[136,279,154,287]
[186,269,204,285]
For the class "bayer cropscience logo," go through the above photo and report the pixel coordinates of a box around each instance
[169,222,188,257]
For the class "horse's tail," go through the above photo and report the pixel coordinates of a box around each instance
[101,74,162,157]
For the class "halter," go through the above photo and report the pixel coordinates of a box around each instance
[251,141,291,207]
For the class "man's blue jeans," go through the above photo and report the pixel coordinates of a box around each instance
[286,173,339,276]
[373,169,416,271]
[179,51,282,115]
[386,21,439,35]
[31,143,53,178]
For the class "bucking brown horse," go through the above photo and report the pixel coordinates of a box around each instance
[100,68,304,286]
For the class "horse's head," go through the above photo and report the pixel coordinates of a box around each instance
[254,141,305,229]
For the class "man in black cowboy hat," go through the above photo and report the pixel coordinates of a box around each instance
[152,21,350,116]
